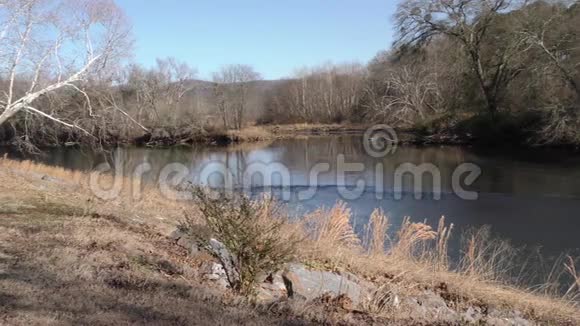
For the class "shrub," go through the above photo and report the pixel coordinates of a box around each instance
[453,112,542,146]
[185,188,301,295]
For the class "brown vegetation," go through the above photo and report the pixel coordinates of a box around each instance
[185,189,301,295]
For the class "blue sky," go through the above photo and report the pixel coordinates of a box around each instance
[116,0,397,80]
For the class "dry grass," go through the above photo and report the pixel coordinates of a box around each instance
[0,179,308,325]
[265,123,367,134]
[224,126,273,142]
[304,201,361,249]
[0,156,188,241]
[2,158,580,324]
[197,123,369,145]
[363,209,390,256]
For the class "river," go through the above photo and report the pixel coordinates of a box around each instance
[3,135,580,257]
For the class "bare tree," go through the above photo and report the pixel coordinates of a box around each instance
[212,64,261,130]
[155,57,197,122]
[125,58,197,127]
[366,65,442,126]
[263,63,365,124]
[520,0,580,99]
[395,0,531,116]
[0,0,132,130]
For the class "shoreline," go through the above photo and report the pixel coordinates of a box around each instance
[2,122,580,152]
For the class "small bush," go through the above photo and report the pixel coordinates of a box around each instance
[186,188,301,295]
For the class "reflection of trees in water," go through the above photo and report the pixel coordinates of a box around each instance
[21,137,580,198]
[274,137,473,192]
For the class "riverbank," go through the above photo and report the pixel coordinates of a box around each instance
[3,117,580,151]
[0,158,578,325]
[0,123,372,149]
[136,124,372,147]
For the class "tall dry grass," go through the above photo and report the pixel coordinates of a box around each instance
[0,156,85,183]
[458,226,518,281]
[293,199,579,323]
[564,256,580,302]
[224,126,273,142]
[363,208,390,256]
[304,201,361,248]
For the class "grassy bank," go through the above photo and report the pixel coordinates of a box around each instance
[136,124,370,147]
[0,159,579,325]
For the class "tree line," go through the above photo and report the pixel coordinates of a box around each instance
[263,0,580,145]
[1,0,579,149]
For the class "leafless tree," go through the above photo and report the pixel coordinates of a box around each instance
[0,0,132,132]
[125,58,197,127]
[263,63,365,123]
[366,65,442,126]
[395,0,531,116]
[212,64,261,130]
[520,0,580,99]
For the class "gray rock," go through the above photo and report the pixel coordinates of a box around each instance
[256,272,287,303]
[462,306,484,324]
[416,291,448,310]
[201,262,229,289]
[487,309,534,326]
[281,263,372,305]
[208,238,239,287]
[487,317,511,326]
[403,297,428,318]
[399,292,459,323]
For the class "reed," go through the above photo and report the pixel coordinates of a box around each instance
[363,208,390,256]
[390,216,437,259]
[304,201,360,248]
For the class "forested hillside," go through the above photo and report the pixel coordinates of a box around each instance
[1,0,579,148]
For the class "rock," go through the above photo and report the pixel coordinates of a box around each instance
[487,317,511,326]
[487,309,534,326]
[208,238,239,288]
[417,291,449,310]
[462,306,484,324]
[169,227,205,257]
[397,291,459,323]
[281,263,372,305]
[256,272,287,303]
[201,262,229,289]
[177,236,202,256]
[403,297,428,318]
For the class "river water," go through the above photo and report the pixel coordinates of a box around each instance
[3,136,580,257]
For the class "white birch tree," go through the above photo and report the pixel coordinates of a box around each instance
[0,0,131,130]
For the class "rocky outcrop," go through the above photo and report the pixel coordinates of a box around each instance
[278,263,373,305]
[170,228,536,325]
[201,261,230,289]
